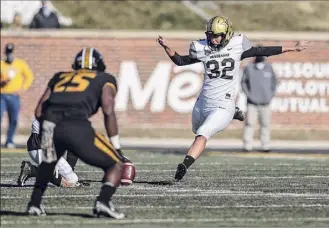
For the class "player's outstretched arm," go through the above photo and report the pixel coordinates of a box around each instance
[157,35,200,66]
[157,35,176,57]
[101,84,118,138]
[282,40,310,53]
[241,40,310,60]
[101,83,124,155]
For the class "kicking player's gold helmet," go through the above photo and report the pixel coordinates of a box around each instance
[205,16,234,49]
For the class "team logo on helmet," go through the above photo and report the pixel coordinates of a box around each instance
[205,16,234,49]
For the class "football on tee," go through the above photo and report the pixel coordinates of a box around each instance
[121,157,135,186]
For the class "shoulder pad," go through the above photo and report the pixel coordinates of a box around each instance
[101,72,117,94]
[99,71,116,78]
[189,39,207,59]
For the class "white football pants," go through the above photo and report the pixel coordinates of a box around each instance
[192,98,235,140]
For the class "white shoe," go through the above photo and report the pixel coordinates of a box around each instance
[27,203,46,216]
[6,143,16,148]
[93,201,125,219]
[243,145,252,152]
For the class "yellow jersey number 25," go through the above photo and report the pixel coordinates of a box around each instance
[53,71,96,92]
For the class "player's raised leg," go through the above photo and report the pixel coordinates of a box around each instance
[175,106,235,181]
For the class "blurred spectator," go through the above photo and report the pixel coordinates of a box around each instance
[10,12,23,31]
[1,43,34,148]
[241,54,277,152]
[29,0,60,29]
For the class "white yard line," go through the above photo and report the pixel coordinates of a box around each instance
[190,175,329,179]
[1,217,329,225]
[2,191,329,199]
[2,167,329,176]
[44,204,329,210]
[1,179,15,182]
[1,158,328,166]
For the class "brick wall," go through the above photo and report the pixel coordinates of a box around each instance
[1,31,329,131]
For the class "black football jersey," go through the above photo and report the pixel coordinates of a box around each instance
[42,69,117,123]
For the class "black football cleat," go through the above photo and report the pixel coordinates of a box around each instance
[233,107,244,121]
[26,202,46,216]
[93,201,125,219]
[174,163,187,181]
[17,161,34,186]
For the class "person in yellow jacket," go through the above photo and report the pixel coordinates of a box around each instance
[1,43,34,148]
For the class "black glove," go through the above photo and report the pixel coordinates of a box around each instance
[116,149,130,163]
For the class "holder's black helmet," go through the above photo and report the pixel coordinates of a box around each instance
[72,47,106,72]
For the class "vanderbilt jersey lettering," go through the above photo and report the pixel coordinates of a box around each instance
[43,69,117,122]
[189,34,252,102]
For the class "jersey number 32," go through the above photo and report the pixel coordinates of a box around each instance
[206,58,235,80]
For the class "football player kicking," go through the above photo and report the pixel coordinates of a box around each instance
[27,47,125,219]
[157,16,309,181]
[17,118,79,187]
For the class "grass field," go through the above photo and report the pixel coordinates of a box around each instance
[1,149,329,227]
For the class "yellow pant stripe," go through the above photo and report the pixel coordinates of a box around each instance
[95,132,122,160]
[95,132,115,151]
[94,137,120,163]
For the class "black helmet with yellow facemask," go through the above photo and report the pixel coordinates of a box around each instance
[205,16,234,50]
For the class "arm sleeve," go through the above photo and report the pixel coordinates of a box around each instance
[241,67,250,96]
[22,61,34,90]
[169,53,201,66]
[169,42,201,66]
[241,46,283,60]
[31,118,40,134]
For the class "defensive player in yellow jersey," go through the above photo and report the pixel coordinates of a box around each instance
[1,43,34,148]
[157,16,309,181]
